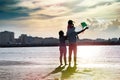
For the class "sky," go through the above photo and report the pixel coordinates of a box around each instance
[0,0,120,39]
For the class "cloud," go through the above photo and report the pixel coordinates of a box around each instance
[0,0,19,6]
[0,0,72,20]
[77,0,118,7]
[0,0,43,20]
[0,0,20,12]
[0,11,29,20]
[35,14,57,19]
[85,18,120,32]
[0,0,28,20]
[103,19,120,38]
[85,18,108,31]
[110,19,120,26]
[0,0,120,39]
[105,19,120,32]
[1,0,119,20]
[72,0,120,14]
[80,18,120,39]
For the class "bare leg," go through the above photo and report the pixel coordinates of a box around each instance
[69,46,72,65]
[64,50,67,65]
[74,45,77,65]
[60,52,63,65]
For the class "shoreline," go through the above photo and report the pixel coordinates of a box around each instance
[0,44,120,48]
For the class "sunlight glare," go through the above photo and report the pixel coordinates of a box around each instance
[77,46,101,59]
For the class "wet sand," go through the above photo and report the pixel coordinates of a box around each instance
[0,61,120,80]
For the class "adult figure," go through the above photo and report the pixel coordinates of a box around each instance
[67,20,88,66]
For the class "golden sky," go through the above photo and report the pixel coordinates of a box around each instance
[0,0,120,39]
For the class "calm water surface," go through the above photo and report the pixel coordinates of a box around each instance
[0,46,120,66]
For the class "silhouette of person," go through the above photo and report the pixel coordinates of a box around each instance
[59,30,67,65]
[67,20,88,66]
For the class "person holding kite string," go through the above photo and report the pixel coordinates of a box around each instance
[67,20,88,66]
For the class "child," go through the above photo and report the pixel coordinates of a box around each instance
[59,30,67,65]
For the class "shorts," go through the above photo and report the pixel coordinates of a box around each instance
[59,46,66,53]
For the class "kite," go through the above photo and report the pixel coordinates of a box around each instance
[81,22,87,29]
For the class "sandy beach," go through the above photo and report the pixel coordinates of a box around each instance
[0,61,120,80]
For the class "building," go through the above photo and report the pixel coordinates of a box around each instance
[18,34,43,45]
[0,31,15,45]
[32,37,43,45]
[18,34,28,44]
[110,38,118,42]
[43,37,59,45]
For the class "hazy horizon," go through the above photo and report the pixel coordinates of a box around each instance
[0,0,120,39]
[0,30,120,40]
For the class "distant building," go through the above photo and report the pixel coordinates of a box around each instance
[0,31,15,45]
[96,38,105,42]
[32,37,43,44]
[19,34,28,44]
[18,34,43,45]
[110,38,118,42]
[43,37,59,45]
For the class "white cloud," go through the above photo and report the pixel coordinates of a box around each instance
[30,6,70,17]
[71,2,120,19]
[16,1,36,9]
[77,0,116,7]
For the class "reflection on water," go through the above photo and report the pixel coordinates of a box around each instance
[77,46,101,58]
[77,46,120,65]
[0,46,120,65]
[0,46,120,80]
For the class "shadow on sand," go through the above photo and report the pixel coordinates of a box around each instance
[42,65,77,80]
[42,65,65,79]
[61,65,77,80]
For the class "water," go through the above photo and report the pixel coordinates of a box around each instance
[0,46,120,80]
[0,46,120,66]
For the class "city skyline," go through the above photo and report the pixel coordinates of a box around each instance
[0,30,120,40]
[0,30,120,47]
[0,0,120,39]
